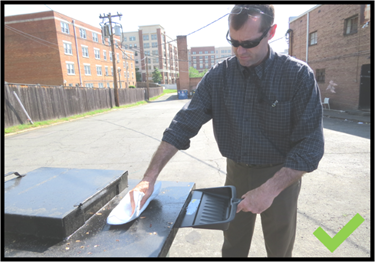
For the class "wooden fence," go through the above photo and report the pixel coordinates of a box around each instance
[4,83,163,128]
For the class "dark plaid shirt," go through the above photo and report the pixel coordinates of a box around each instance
[163,47,324,172]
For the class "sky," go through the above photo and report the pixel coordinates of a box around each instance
[4,4,317,53]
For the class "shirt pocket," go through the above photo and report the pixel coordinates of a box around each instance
[256,100,291,138]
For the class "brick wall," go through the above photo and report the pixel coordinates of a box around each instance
[177,36,190,92]
[289,5,371,110]
[5,11,63,85]
[5,11,136,88]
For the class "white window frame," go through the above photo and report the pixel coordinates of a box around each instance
[94,48,100,59]
[111,66,113,76]
[85,83,93,88]
[84,64,91,75]
[98,83,104,88]
[66,62,75,75]
[92,32,98,42]
[144,43,150,48]
[129,36,136,41]
[152,42,158,48]
[63,41,72,55]
[96,65,102,76]
[143,35,149,41]
[103,50,107,60]
[105,66,109,76]
[107,82,110,88]
[82,45,89,58]
[109,51,112,61]
[79,28,87,39]
[61,22,69,34]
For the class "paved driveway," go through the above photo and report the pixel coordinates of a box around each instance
[4,94,371,257]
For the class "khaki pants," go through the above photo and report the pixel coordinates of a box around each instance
[222,158,301,257]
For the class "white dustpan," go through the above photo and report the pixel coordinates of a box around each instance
[107,182,162,225]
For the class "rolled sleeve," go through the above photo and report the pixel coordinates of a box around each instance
[162,74,213,150]
[284,67,325,172]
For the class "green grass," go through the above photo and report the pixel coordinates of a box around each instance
[4,89,177,135]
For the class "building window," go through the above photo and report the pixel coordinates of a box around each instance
[98,83,104,88]
[94,49,100,59]
[107,83,110,88]
[129,36,136,41]
[205,51,208,54]
[84,64,91,75]
[85,83,93,88]
[117,53,120,61]
[316,69,325,83]
[61,22,69,34]
[109,51,112,61]
[344,15,358,35]
[103,50,107,60]
[193,52,196,54]
[205,56,208,59]
[123,37,127,42]
[111,67,113,76]
[131,63,133,69]
[144,43,150,48]
[66,62,75,75]
[152,50,158,55]
[129,44,132,49]
[96,65,102,76]
[79,28,86,39]
[134,44,137,48]
[93,32,98,42]
[151,34,157,40]
[309,31,317,46]
[63,42,72,55]
[200,65,203,69]
[143,35,149,41]
[123,61,126,68]
[199,51,202,54]
[152,42,158,48]
[82,46,89,57]
[145,51,150,56]
[211,51,214,54]
[105,66,109,76]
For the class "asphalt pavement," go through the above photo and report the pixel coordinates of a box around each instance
[4,93,371,258]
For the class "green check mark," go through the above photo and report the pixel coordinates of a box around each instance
[313,213,365,252]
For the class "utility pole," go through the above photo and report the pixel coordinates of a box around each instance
[145,56,149,101]
[99,12,122,107]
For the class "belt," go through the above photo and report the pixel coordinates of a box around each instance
[236,162,283,168]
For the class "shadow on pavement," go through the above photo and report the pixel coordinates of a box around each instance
[148,95,179,103]
[323,117,371,139]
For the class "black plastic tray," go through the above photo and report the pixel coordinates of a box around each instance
[179,185,241,230]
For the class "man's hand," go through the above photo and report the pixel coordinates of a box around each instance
[128,141,178,216]
[236,186,275,214]
[236,167,305,214]
[129,180,155,216]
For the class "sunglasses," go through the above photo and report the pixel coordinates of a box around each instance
[230,6,274,19]
[226,27,271,49]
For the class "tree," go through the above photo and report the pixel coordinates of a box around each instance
[189,67,208,78]
[152,68,162,83]
[135,68,142,82]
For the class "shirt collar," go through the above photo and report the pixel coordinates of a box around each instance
[237,45,275,79]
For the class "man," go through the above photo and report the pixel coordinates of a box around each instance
[129,4,324,257]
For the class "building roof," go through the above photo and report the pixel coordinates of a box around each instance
[288,5,321,23]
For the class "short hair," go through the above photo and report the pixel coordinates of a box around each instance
[229,4,275,33]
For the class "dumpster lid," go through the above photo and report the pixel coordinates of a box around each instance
[4,167,128,239]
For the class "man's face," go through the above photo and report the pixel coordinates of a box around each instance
[229,16,275,67]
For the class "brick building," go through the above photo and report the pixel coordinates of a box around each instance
[5,10,136,88]
[288,4,371,110]
[122,25,179,84]
[215,46,235,64]
[189,46,216,72]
